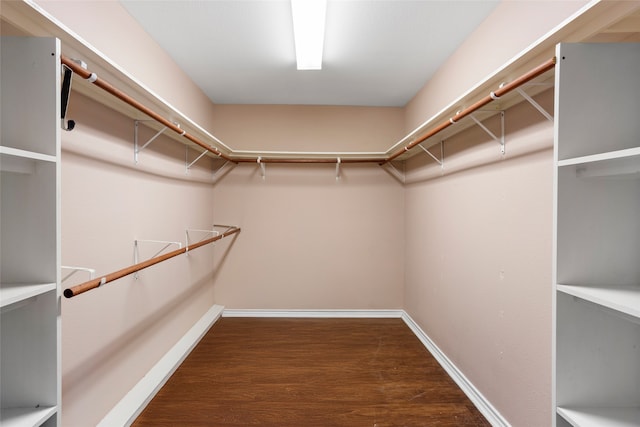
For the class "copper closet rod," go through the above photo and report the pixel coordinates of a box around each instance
[63,226,241,298]
[60,55,556,165]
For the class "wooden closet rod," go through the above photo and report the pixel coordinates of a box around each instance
[234,157,382,164]
[60,55,234,162]
[62,54,555,165]
[383,56,557,164]
[63,226,241,298]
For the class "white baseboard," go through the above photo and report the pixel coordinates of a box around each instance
[401,312,509,427]
[100,307,506,427]
[222,308,404,318]
[98,304,225,427]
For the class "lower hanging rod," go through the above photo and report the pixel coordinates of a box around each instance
[63,226,241,298]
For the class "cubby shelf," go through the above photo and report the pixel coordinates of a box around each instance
[1,36,61,426]
[0,406,57,427]
[558,148,640,179]
[557,284,640,320]
[557,406,640,427]
[554,42,640,427]
[0,148,57,175]
[0,283,57,309]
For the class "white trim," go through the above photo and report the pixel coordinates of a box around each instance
[222,309,404,318]
[98,304,225,427]
[401,312,510,427]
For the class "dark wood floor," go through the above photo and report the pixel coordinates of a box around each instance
[133,317,490,426]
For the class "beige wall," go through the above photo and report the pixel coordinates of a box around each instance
[211,163,405,310]
[404,0,589,133]
[404,90,555,426]
[60,95,221,426]
[36,0,220,135]
[211,104,404,153]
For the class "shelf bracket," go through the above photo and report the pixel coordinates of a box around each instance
[469,111,505,155]
[212,160,236,183]
[257,157,266,179]
[381,161,405,184]
[417,140,444,169]
[336,157,341,180]
[134,120,170,164]
[62,265,96,282]
[516,87,553,122]
[133,239,182,279]
[185,147,209,173]
[185,228,219,253]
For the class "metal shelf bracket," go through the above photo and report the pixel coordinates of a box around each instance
[133,239,182,279]
[382,161,405,184]
[336,157,341,180]
[418,140,444,169]
[185,228,219,253]
[469,111,505,155]
[516,87,553,121]
[134,120,173,164]
[62,265,96,282]
[185,146,209,173]
[213,160,236,183]
[257,157,266,179]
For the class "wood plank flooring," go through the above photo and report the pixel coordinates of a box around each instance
[133,317,490,426]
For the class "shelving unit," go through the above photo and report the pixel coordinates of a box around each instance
[554,43,640,427]
[1,37,61,426]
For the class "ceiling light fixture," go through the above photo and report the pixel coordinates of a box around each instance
[291,0,327,70]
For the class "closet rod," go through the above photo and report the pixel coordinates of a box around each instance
[234,157,382,164]
[62,54,555,165]
[383,57,557,164]
[63,226,240,299]
[60,55,234,163]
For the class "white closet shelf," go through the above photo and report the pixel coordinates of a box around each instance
[557,284,640,320]
[0,146,57,174]
[558,147,640,167]
[0,405,57,427]
[557,406,640,427]
[0,283,57,309]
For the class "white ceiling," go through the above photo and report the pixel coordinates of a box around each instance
[120,0,499,107]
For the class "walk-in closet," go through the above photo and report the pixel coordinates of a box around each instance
[1,1,639,426]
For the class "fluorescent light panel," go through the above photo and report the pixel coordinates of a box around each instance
[291,0,327,70]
